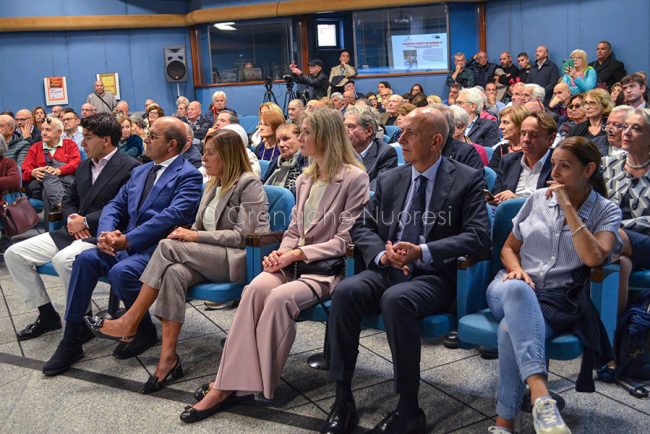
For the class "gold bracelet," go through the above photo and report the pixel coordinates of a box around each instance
[571,224,586,237]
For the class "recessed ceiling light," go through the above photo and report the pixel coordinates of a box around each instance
[214,22,236,31]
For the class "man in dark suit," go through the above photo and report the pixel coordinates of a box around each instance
[321,107,490,434]
[344,106,397,189]
[492,112,556,205]
[455,88,500,147]
[589,41,626,90]
[43,116,203,376]
[432,103,485,171]
[4,113,139,342]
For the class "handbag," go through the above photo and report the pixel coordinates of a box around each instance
[289,257,346,279]
[0,194,41,237]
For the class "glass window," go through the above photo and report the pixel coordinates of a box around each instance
[207,18,294,84]
[354,5,449,74]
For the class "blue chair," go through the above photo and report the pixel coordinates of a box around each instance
[186,185,295,303]
[457,198,619,379]
[258,159,270,178]
[484,167,497,193]
[384,125,400,138]
[390,143,405,166]
[239,115,259,135]
[484,146,494,162]
[383,134,390,144]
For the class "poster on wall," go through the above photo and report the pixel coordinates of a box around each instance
[390,33,448,71]
[96,73,120,100]
[43,76,69,106]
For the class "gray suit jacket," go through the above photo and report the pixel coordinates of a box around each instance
[194,172,270,282]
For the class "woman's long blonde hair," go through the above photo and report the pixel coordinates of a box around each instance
[204,129,253,195]
[301,108,364,181]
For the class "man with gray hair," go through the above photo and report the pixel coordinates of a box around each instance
[0,114,31,167]
[80,103,96,119]
[50,105,63,119]
[86,80,116,114]
[183,101,211,145]
[430,103,484,170]
[383,94,404,126]
[21,116,81,214]
[344,106,397,189]
[330,92,344,111]
[455,88,500,147]
[287,99,305,123]
[214,110,239,130]
[115,100,129,118]
[181,123,202,168]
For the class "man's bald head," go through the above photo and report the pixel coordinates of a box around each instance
[187,101,202,121]
[115,101,129,117]
[0,114,16,140]
[398,107,448,171]
[144,116,188,163]
[94,80,104,94]
[16,109,32,120]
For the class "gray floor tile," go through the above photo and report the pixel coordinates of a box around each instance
[291,320,328,355]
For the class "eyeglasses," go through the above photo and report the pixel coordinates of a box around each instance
[567,104,582,109]
[604,122,625,130]
[622,123,644,132]
[15,117,30,122]
[146,131,161,140]
[581,101,598,108]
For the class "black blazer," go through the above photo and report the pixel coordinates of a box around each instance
[493,149,553,195]
[362,138,398,190]
[352,158,490,286]
[467,117,500,147]
[442,138,484,171]
[51,151,140,250]
[589,56,626,89]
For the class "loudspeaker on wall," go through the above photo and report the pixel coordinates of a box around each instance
[164,46,189,82]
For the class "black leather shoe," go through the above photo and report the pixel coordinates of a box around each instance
[442,331,460,349]
[142,357,184,394]
[83,315,135,343]
[17,315,62,341]
[479,346,498,360]
[42,341,84,376]
[320,400,358,434]
[369,409,426,434]
[112,329,158,360]
[179,393,238,424]
[194,383,210,402]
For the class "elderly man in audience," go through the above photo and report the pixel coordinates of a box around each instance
[61,109,83,150]
[206,91,236,124]
[383,94,404,126]
[522,83,546,112]
[15,108,42,144]
[621,73,647,109]
[468,51,498,88]
[527,45,560,105]
[330,92,345,111]
[0,135,20,192]
[548,82,572,127]
[214,110,238,130]
[5,114,139,342]
[50,106,63,119]
[183,101,211,146]
[455,87,500,147]
[287,99,304,123]
[86,80,116,114]
[342,90,356,112]
[604,105,633,155]
[589,41,627,90]
[508,82,526,107]
[181,123,202,168]
[449,105,489,166]
[22,116,81,215]
[80,103,96,119]
[377,86,393,112]
[344,106,397,189]
[446,52,475,89]
[261,123,307,194]
[0,114,30,167]
[492,112,556,205]
[41,116,202,376]
[176,96,189,118]
[431,103,485,170]
[322,107,490,434]
[115,100,129,118]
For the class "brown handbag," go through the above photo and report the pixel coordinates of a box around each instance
[0,195,41,237]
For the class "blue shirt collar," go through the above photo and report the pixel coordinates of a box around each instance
[410,156,442,185]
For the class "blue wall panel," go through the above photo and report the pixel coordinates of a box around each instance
[449,2,479,58]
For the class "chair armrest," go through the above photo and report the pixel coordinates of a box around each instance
[456,256,491,318]
[246,231,285,247]
[589,262,620,346]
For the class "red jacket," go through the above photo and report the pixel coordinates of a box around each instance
[0,156,20,191]
[21,139,81,183]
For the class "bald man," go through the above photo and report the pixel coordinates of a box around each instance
[115,100,129,118]
[0,114,31,167]
[86,80,116,114]
[182,101,211,145]
[80,103,96,119]
[43,116,203,375]
[322,107,490,434]
[15,108,41,144]
[527,45,560,105]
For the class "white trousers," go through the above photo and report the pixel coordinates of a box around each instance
[4,233,95,308]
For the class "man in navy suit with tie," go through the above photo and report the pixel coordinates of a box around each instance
[43,116,203,376]
[321,108,491,434]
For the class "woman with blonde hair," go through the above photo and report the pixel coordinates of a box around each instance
[85,129,269,394]
[180,108,369,423]
[568,88,614,155]
[562,49,597,95]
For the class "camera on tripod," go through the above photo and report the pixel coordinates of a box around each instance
[264,76,274,90]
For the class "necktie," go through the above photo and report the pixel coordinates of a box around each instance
[400,175,427,244]
[139,164,163,210]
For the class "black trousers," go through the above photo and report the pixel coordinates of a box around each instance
[328,267,453,396]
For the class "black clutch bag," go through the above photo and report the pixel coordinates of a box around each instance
[287,257,346,279]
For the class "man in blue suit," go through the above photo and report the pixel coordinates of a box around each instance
[321,108,491,434]
[43,116,203,376]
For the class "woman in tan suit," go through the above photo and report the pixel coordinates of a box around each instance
[85,129,269,393]
[180,108,370,423]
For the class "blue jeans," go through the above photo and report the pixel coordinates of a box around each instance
[486,272,554,420]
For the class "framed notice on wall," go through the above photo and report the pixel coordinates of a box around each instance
[43,76,69,106]
[96,72,120,100]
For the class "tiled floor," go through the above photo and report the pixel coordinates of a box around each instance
[0,235,648,433]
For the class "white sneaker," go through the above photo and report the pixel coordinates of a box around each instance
[532,397,571,434]
[488,426,512,434]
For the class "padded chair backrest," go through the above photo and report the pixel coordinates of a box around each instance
[383,134,390,144]
[239,115,259,135]
[390,143,405,166]
[258,159,270,177]
[483,167,497,193]
[490,198,526,278]
[263,185,295,232]
[384,125,400,138]
[484,146,494,162]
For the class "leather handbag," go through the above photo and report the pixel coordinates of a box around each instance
[0,195,40,237]
[289,257,346,279]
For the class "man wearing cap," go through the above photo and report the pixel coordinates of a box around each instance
[289,58,329,101]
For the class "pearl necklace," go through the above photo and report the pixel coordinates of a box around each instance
[626,155,650,169]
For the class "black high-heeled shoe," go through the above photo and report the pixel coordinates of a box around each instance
[179,393,237,424]
[194,383,210,402]
[142,357,184,394]
[83,315,136,343]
